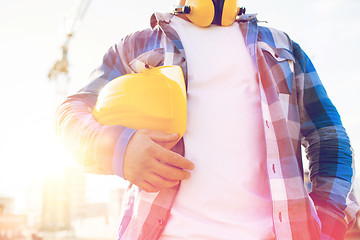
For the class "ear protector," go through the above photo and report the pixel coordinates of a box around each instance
[173,0,245,27]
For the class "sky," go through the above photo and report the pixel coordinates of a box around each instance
[0,0,359,211]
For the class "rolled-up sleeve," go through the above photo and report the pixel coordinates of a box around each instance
[294,41,358,239]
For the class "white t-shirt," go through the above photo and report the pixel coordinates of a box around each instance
[160,16,275,240]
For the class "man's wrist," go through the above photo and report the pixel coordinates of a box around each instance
[112,127,137,179]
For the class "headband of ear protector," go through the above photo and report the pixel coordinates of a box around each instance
[173,0,246,27]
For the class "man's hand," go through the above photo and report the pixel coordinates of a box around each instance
[123,129,195,193]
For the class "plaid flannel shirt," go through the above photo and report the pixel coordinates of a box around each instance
[56,12,359,240]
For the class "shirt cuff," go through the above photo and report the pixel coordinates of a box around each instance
[112,127,137,178]
[317,205,347,240]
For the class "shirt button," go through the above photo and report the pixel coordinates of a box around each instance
[157,219,163,225]
[266,120,270,128]
[272,164,276,173]
[278,212,282,222]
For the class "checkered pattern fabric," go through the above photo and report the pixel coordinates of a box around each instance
[56,12,358,240]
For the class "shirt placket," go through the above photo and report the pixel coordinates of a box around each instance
[261,100,293,239]
[243,18,293,239]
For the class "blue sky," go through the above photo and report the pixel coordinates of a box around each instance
[0,0,359,209]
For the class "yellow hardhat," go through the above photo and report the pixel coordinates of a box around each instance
[92,65,187,137]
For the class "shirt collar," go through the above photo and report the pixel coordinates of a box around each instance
[150,12,258,29]
[150,12,173,29]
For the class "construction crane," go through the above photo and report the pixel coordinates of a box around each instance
[43,2,92,235]
[48,0,92,87]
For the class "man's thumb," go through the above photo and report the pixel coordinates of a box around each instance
[149,131,180,143]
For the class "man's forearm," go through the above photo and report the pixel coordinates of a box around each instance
[56,95,135,176]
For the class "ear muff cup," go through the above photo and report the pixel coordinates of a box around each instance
[181,0,238,27]
[220,0,238,26]
[185,0,215,27]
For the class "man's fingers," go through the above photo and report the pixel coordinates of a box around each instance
[152,144,195,170]
[146,173,180,189]
[137,176,179,193]
[152,160,191,181]
[123,128,193,192]
[138,181,160,193]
